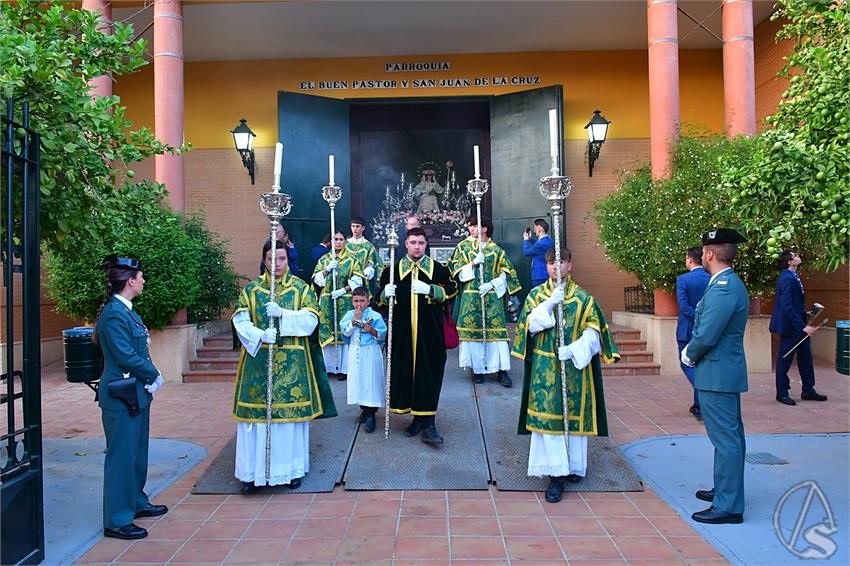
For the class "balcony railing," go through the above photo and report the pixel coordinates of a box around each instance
[624,286,654,314]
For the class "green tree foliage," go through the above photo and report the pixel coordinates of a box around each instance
[720,0,849,270]
[183,214,244,324]
[0,0,185,248]
[44,183,203,329]
[595,134,776,294]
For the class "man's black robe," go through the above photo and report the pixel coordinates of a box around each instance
[378,255,457,415]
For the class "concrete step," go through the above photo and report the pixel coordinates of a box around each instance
[196,346,240,359]
[190,358,240,371]
[602,362,661,377]
[614,338,648,352]
[618,350,654,363]
[203,335,232,347]
[609,325,642,340]
[183,369,236,383]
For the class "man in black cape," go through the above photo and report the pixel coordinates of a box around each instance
[378,227,457,445]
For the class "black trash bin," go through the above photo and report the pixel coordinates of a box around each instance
[837,320,849,376]
[63,327,103,383]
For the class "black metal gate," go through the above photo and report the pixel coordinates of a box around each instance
[1,99,45,565]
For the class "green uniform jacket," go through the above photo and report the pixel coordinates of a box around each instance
[448,237,522,341]
[231,272,337,422]
[96,296,159,411]
[312,245,366,348]
[687,268,750,393]
[512,278,619,436]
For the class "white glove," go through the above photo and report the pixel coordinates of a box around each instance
[411,280,431,295]
[313,271,327,288]
[145,374,164,393]
[681,345,695,367]
[472,252,485,266]
[479,281,494,296]
[324,259,338,273]
[558,345,571,362]
[384,283,396,298]
[261,327,277,344]
[331,287,346,300]
[364,265,375,280]
[265,301,283,318]
[348,277,362,291]
[543,285,565,314]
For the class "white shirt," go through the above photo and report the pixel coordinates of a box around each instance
[114,294,133,310]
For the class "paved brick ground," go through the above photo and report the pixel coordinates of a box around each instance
[35,354,847,565]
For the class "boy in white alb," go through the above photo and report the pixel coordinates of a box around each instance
[340,286,387,432]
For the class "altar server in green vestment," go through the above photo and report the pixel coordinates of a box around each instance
[449,216,521,387]
[95,255,168,540]
[681,228,749,525]
[312,231,366,378]
[232,240,337,495]
[512,246,620,503]
[348,216,382,286]
[378,227,458,445]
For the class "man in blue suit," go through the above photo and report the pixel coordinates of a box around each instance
[769,249,827,405]
[681,228,749,525]
[522,218,554,288]
[676,246,710,420]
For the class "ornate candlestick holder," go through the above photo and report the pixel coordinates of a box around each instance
[321,183,344,371]
[538,167,573,451]
[466,175,491,372]
[258,186,292,484]
[383,228,399,438]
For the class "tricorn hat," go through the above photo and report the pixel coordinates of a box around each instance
[100,254,143,271]
[702,228,747,245]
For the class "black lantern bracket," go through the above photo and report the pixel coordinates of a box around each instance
[231,118,257,184]
[584,110,611,177]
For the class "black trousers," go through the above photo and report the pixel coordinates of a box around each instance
[775,333,816,395]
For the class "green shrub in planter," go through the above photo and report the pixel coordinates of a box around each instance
[183,213,243,324]
[46,182,203,329]
[594,133,776,295]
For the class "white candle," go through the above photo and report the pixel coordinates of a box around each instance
[548,109,558,160]
[401,172,405,185]
[273,142,283,176]
[328,154,335,185]
[473,145,480,177]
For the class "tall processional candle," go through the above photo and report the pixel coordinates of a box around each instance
[328,154,335,186]
[548,109,559,170]
[273,142,283,190]
[473,145,480,178]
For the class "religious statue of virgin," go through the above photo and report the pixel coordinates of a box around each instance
[413,162,444,213]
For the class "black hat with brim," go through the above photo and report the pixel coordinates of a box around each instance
[702,228,747,245]
[100,254,143,271]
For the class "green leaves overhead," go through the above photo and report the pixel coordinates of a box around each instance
[720,0,849,271]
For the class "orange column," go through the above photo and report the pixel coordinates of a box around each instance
[82,0,112,98]
[647,0,680,180]
[154,0,185,211]
[722,0,756,136]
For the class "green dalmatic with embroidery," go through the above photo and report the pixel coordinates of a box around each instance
[512,277,620,436]
[231,272,337,423]
[448,237,522,341]
[312,245,366,348]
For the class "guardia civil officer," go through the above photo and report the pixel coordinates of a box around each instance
[681,229,749,525]
[95,255,168,540]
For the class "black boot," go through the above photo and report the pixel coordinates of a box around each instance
[240,482,259,496]
[337,373,347,381]
[358,406,368,424]
[420,416,444,446]
[472,373,484,384]
[497,370,512,388]
[364,408,377,433]
[286,477,302,489]
[545,476,566,503]
[404,416,422,437]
